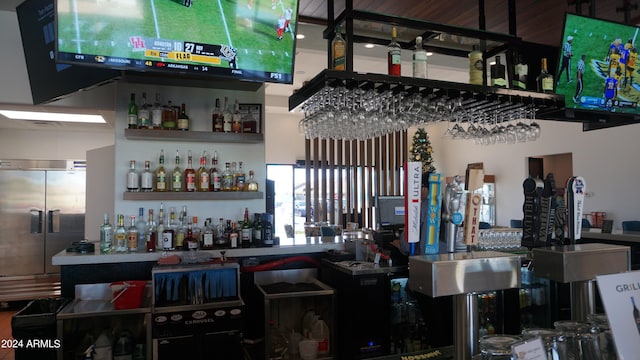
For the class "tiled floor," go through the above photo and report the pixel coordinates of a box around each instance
[0,306,17,360]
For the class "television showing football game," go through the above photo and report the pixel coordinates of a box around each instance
[556,13,640,115]
[55,0,299,84]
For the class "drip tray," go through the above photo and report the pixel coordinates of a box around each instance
[260,281,324,294]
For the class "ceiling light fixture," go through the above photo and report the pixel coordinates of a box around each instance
[364,43,375,48]
[0,110,106,123]
[296,34,305,39]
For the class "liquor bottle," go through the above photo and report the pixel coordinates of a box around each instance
[201,218,214,249]
[217,218,228,248]
[246,170,259,191]
[138,92,151,129]
[253,213,263,247]
[171,150,183,192]
[197,151,210,192]
[332,25,346,71]
[387,27,401,76]
[145,209,156,252]
[490,56,507,88]
[126,160,140,192]
[229,162,238,191]
[99,213,113,254]
[114,214,127,253]
[136,207,147,251]
[141,160,154,192]
[262,213,274,247]
[210,151,221,192]
[243,106,256,133]
[412,35,428,79]
[229,221,239,248]
[212,98,223,132]
[177,103,189,131]
[174,207,186,250]
[162,208,176,251]
[127,93,138,129]
[235,161,246,191]
[192,216,201,245]
[631,296,640,334]
[151,93,163,129]
[126,215,139,253]
[232,100,242,133]
[241,208,253,248]
[221,162,234,191]
[156,203,165,250]
[537,57,554,93]
[513,53,528,90]
[162,100,177,130]
[186,219,199,261]
[155,149,167,192]
[469,45,483,85]
[184,150,196,192]
[222,97,233,133]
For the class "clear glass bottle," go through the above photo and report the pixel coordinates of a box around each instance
[177,103,189,131]
[184,150,196,192]
[138,92,151,129]
[229,221,239,248]
[171,150,182,192]
[469,45,483,85]
[126,160,140,192]
[212,98,223,132]
[216,218,228,248]
[235,161,246,191]
[99,213,113,254]
[174,207,187,250]
[197,151,210,192]
[114,214,127,253]
[412,36,428,79]
[141,160,154,192]
[151,93,163,129]
[127,93,138,129]
[537,57,554,93]
[222,97,233,133]
[221,162,234,191]
[145,209,156,252]
[201,218,215,249]
[490,56,507,88]
[126,215,139,253]
[332,25,346,71]
[209,151,221,192]
[136,207,147,251]
[156,203,165,250]
[232,100,242,133]
[387,27,401,76]
[246,170,259,191]
[155,149,167,192]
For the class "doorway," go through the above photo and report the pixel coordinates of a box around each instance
[527,153,573,188]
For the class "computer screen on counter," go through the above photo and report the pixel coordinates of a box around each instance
[376,196,405,227]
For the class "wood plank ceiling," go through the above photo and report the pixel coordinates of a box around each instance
[297,0,640,47]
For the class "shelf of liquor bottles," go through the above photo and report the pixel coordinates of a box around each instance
[123,191,263,201]
[124,128,264,144]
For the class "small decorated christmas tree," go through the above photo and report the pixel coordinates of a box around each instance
[410,128,436,174]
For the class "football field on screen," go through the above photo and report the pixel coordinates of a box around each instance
[56,0,296,73]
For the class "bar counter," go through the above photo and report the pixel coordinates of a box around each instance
[52,235,346,266]
[580,230,640,243]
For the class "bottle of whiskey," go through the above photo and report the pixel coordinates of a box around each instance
[127,93,138,129]
[184,150,196,192]
[387,27,401,76]
[114,214,127,253]
[126,160,140,192]
[212,98,223,132]
[138,92,151,129]
[243,106,256,133]
[126,215,139,253]
[151,93,163,129]
[145,209,156,252]
[222,162,233,191]
[246,170,259,191]
[162,100,177,130]
[235,161,246,191]
[490,56,507,87]
[177,103,189,131]
[155,149,167,192]
[223,97,233,133]
[209,151,221,192]
[197,151,210,192]
[412,36,428,79]
[171,150,183,192]
[332,25,346,71]
[232,100,242,133]
[201,218,214,249]
[537,57,554,93]
[141,160,154,192]
[99,213,113,254]
[229,221,239,248]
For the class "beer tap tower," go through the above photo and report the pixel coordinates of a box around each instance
[442,175,465,253]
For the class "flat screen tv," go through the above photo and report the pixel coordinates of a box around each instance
[556,13,640,115]
[54,0,300,84]
[376,196,405,227]
[17,0,120,104]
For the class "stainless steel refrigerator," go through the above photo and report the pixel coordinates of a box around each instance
[0,160,85,300]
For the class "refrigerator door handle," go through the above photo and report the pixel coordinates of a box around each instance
[48,209,60,233]
[30,209,43,234]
